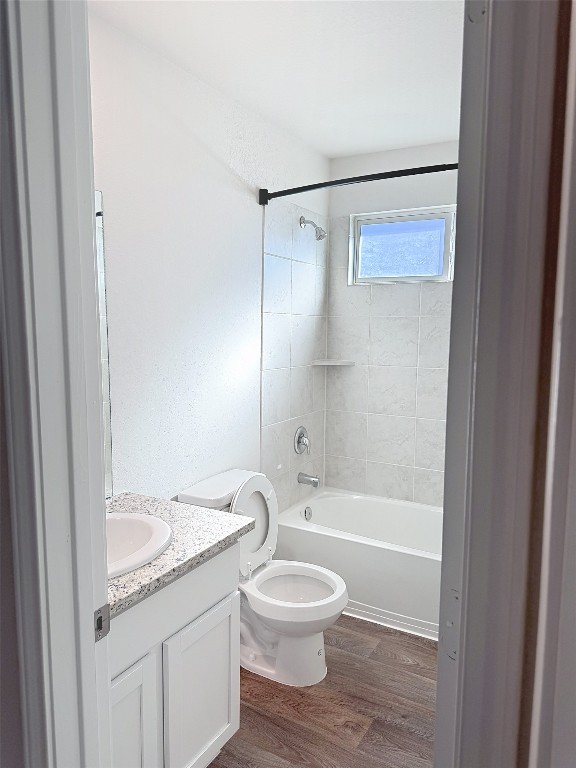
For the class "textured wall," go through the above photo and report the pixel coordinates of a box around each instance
[325,142,458,506]
[89,14,328,498]
[260,199,328,511]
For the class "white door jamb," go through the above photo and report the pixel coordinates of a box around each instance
[0,1,111,765]
[436,1,569,765]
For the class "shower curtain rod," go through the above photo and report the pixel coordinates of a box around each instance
[258,163,458,206]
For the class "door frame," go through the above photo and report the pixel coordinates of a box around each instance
[436,1,571,766]
[528,4,576,764]
[1,1,574,767]
[0,1,111,765]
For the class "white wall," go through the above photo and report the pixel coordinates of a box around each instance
[325,142,458,505]
[89,13,328,498]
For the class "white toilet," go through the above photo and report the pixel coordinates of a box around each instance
[178,469,348,686]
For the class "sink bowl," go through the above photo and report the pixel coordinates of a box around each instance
[107,513,172,578]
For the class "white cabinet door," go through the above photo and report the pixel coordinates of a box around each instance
[163,592,240,768]
[111,652,161,768]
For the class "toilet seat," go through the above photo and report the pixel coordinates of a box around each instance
[230,473,278,577]
[240,560,348,623]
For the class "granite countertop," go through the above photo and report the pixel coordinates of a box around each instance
[107,492,254,617]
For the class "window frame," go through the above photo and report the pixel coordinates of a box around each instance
[348,204,457,285]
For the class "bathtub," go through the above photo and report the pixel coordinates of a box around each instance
[275,488,442,639]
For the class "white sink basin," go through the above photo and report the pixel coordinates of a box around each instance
[107,513,172,578]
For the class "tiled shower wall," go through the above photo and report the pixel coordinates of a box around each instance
[260,200,329,511]
[324,217,451,507]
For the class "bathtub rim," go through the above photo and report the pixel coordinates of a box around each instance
[278,486,442,561]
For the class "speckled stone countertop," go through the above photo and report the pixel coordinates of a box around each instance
[107,493,254,618]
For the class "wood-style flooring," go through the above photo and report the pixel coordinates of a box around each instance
[210,614,437,768]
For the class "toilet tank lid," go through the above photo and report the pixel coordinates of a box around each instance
[178,469,261,508]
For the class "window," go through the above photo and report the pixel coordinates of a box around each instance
[349,205,456,284]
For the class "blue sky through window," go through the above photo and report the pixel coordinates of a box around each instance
[358,218,446,278]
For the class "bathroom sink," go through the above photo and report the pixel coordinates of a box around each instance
[107,513,172,578]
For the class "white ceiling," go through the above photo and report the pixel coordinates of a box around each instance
[90,0,464,158]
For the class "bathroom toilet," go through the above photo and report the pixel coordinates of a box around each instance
[178,470,348,686]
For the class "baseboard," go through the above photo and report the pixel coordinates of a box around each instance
[344,599,438,641]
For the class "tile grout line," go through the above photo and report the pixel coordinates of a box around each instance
[325,453,445,474]
[365,283,373,491]
[413,284,423,503]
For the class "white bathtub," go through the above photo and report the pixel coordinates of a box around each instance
[275,488,442,639]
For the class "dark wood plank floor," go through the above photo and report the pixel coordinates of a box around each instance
[211,614,437,768]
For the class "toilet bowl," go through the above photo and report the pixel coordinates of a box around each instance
[178,470,348,686]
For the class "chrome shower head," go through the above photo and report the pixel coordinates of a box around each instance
[299,215,327,241]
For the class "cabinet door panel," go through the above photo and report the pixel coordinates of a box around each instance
[163,592,240,768]
[111,652,160,768]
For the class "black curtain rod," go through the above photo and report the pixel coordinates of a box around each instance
[258,163,458,205]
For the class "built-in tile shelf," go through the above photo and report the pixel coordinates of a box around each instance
[311,359,356,366]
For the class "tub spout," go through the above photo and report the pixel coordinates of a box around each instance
[298,472,319,488]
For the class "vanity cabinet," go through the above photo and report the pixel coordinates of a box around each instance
[163,594,239,768]
[109,544,240,768]
[111,651,161,767]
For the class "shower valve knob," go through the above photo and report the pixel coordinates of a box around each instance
[294,426,311,455]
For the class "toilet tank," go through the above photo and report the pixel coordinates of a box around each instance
[178,469,259,509]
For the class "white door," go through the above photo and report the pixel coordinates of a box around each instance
[111,653,162,768]
[163,593,240,768]
[1,0,112,764]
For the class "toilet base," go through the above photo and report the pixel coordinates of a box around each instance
[240,631,327,687]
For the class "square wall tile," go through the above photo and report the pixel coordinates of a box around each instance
[290,366,314,418]
[327,316,369,364]
[101,355,110,396]
[262,313,291,369]
[367,414,415,466]
[420,282,453,316]
[315,214,329,267]
[312,456,325,488]
[417,368,448,419]
[270,471,291,512]
[97,272,107,316]
[99,315,108,350]
[329,216,352,270]
[263,254,291,314]
[370,317,419,366]
[292,261,317,315]
[290,410,325,469]
[326,364,368,413]
[316,235,329,268]
[328,268,370,316]
[261,420,292,478]
[370,283,421,317]
[263,200,293,259]
[325,455,366,493]
[292,316,326,366]
[415,418,446,471]
[313,366,326,411]
[262,368,290,426]
[314,267,327,316]
[368,366,417,416]
[414,468,445,507]
[366,462,414,501]
[325,410,367,460]
[419,316,450,368]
